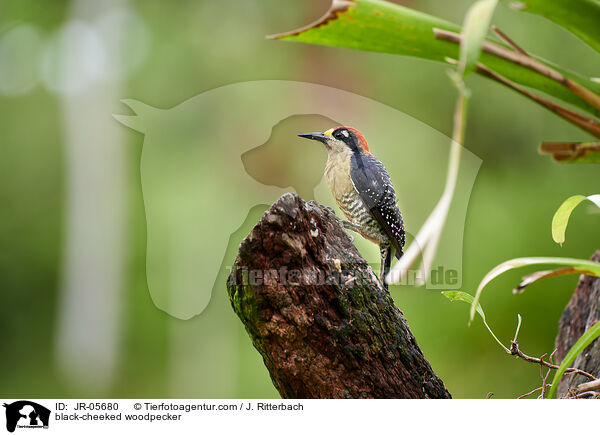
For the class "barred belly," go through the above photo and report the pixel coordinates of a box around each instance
[337,190,388,246]
[324,151,389,247]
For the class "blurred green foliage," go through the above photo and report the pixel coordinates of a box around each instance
[1,0,599,399]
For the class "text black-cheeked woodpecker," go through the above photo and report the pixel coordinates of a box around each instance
[299,126,405,289]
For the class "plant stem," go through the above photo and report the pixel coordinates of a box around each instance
[434,28,600,112]
[444,56,600,139]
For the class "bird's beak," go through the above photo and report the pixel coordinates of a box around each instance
[298,132,328,144]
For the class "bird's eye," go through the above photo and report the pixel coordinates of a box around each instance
[334,129,349,140]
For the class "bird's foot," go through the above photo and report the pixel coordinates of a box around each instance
[321,205,338,217]
[321,206,357,242]
[340,220,363,242]
[343,230,354,242]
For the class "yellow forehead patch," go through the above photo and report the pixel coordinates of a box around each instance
[324,128,334,137]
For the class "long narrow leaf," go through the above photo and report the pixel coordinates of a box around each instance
[460,0,498,76]
[552,194,600,245]
[514,267,594,293]
[270,0,600,117]
[548,321,600,398]
[501,0,600,54]
[470,257,600,322]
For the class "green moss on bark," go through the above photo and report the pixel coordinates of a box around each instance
[226,193,451,399]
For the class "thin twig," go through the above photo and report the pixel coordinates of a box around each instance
[445,56,600,139]
[540,353,553,399]
[434,28,600,112]
[517,385,551,399]
[573,391,600,399]
[513,314,522,343]
[538,353,547,398]
[509,342,596,381]
[474,63,600,139]
[491,25,528,55]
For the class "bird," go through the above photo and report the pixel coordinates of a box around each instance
[298,126,405,290]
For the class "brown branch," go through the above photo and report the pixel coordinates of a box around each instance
[509,342,596,381]
[227,193,451,399]
[517,385,551,399]
[445,57,600,139]
[573,391,600,399]
[573,378,600,394]
[491,25,528,56]
[433,28,600,112]
[539,350,556,399]
[474,62,600,139]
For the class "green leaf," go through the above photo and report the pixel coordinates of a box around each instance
[501,0,600,54]
[552,194,600,244]
[460,0,498,77]
[442,290,509,352]
[470,257,600,322]
[548,321,600,398]
[270,0,600,117]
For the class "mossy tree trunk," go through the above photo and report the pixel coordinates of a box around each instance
[554,250,600,397]
[227,193,451,399]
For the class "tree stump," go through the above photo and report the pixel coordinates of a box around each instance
[227,193,451,399]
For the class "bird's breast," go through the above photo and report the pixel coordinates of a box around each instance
[324,151,354,204]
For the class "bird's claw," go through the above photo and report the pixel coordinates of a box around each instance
[321,206,356,242]
[343,229,354,242]
[322,205,338,216]
[341,220,359,242]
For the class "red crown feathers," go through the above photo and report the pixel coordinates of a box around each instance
[335,126,369,152]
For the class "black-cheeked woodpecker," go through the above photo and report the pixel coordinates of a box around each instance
[299,126,405,289]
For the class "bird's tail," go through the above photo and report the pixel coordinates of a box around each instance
[381,246,392,291]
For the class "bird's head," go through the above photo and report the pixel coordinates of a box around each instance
[298,126,370,155]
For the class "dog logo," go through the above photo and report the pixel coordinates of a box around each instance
[3,401,50,432]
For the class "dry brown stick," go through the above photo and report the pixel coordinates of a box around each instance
[539,142,600,162]
[491,25,528,55]
[446,56,600,139]
[434,28,600,112]
[539,353,548,398]
[539,351,555,399]
[474,63,600,139]
[550,348,557,366]
[509,342,596,381]
[573,378,600,394]
[537,353,547,399]
[517,385,551,399]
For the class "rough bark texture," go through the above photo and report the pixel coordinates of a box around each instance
[555,250,600,397]
[227,193,451,399]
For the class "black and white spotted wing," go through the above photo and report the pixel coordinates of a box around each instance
[350,153,405,259]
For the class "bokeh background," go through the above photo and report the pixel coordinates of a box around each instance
[1,0,599,399]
